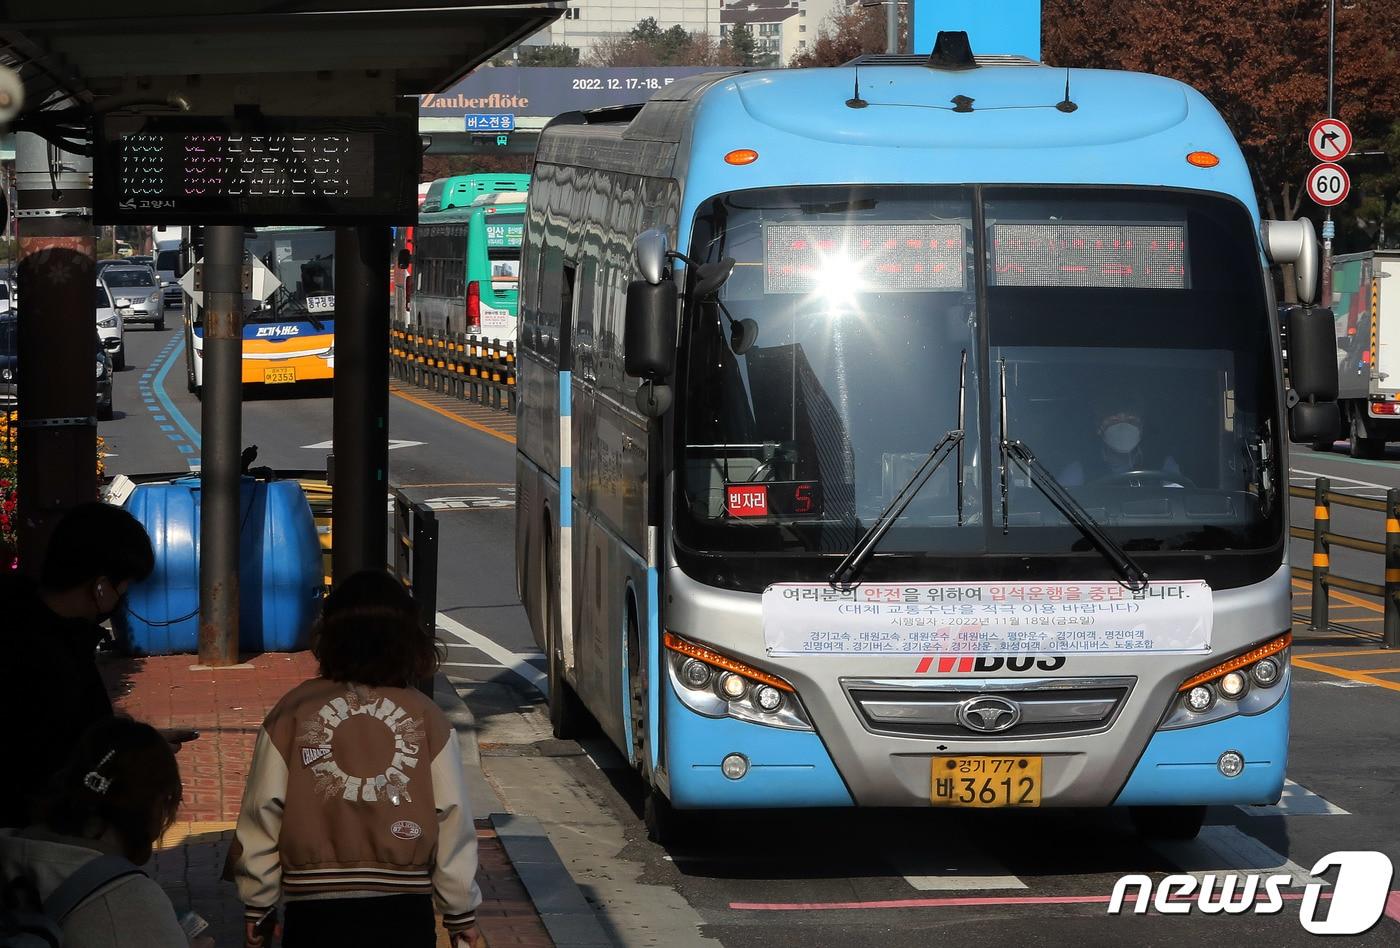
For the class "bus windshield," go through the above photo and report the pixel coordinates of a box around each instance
[677,186,1280,573]
[245,229,335,323]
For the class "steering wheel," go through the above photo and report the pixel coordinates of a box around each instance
[1092,469,1196,489]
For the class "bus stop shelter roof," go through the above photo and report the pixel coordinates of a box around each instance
[1,1,563,115]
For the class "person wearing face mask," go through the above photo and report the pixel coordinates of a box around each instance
[1059,405,1182,487]
[0,503,163,828]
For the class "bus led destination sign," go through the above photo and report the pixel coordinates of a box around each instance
[95,114,419,225]
[761,581,1213,656]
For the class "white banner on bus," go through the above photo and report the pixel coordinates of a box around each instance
[761,581,1213,656]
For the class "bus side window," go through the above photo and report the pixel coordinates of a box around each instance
[559,264,576,371]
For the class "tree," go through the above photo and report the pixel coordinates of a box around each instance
[1042,0,1400,250]
[729,23,757,67]
[421,153,532,181]
[493,44,580,67]
[790,3,907,68]
[589,18,741,67]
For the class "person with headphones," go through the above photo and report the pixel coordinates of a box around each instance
[0,503,191,829]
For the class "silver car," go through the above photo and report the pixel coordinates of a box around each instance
[101,265,165,330]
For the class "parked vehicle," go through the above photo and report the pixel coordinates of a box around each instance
[0,281,10,315]
[1321,250,1400,457]
[95,281,125,370]
[102,264,165,330]
[0,314,113,420]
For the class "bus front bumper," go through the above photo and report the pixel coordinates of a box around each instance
[661,675,1288,810]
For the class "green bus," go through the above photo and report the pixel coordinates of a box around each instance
[414,190,527,339]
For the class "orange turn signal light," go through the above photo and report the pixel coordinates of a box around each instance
[1186,151,1220,168]
[1177,632,1291,692]
[663,631,794,691]
[724,148,759,166]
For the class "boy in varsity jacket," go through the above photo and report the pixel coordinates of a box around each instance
[234,570,483,948]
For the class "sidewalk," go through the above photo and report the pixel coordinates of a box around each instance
[99,651,554,947]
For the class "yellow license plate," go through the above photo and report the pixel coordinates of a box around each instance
[264,366,296,384]
[931,756,1042,807]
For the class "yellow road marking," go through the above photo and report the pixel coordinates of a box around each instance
[1291,656,1400,693]
[391,387,516,445]
[1291,578,1385,614]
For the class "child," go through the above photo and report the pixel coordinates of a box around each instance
[234,569,483,948]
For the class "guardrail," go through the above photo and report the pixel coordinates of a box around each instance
[391,485,440,694]
[390,328,516,413]
[1291,476,1400,648]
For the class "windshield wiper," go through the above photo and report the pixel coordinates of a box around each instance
[998,362,1149,591]
[829,351,967,588]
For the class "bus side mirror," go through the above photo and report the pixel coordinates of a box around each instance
[634,228,669,285]
[397,249,411,270]
[1284,304,1341,444]
[1263,218,1319,304]
[625,279,677,417]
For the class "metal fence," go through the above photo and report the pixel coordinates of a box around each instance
[390,329,516,413]
[1291,476,1400,648]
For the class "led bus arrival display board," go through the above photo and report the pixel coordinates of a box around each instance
[95,114,420,225]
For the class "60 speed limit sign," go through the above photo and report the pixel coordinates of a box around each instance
[1306,162,1351,207]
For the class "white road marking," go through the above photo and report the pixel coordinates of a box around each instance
[436,612,547,694]
[1237,779,1349,817]
[1290,467,1392,491]
[890,839,1027,891]
[1151,824,1328,886]
[301,439,425,451]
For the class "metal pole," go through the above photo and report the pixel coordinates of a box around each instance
[332,226,391,586]
[1320,0,1336,307]
[886,0,899,54]
[197,225,244,667]
[1310,477,1331,632]
[1386,488,1400,649]
[13,133,96,574]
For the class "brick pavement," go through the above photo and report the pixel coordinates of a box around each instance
[98,652,553,947]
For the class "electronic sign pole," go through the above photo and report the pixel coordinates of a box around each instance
[197,224,244,667]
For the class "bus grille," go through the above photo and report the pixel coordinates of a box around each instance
[842,677,1135,739]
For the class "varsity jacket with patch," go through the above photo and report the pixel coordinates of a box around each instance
[234,678,481,934]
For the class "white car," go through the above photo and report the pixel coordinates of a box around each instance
[95,281,126,371]
[102,265,165,330]
[0,280,11,314]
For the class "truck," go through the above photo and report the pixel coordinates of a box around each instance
[1323,250,1400,458]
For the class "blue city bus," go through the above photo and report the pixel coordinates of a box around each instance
[515,43,1325,842]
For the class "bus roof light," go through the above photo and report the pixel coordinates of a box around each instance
[1187,151,1220,168]
[724,149,759,166]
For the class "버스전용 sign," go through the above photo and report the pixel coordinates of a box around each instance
[761,581,1213,656]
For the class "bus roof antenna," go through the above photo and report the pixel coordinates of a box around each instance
[1056,69,1079,112]
[927,31,978,71]
[846,65,868,109]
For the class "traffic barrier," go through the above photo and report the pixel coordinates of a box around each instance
[1291,476,1400,648]
[389,328,516,413]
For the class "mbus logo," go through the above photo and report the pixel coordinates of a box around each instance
[1108,852,1394,935]
[726,485,768,518]
[915,655,1067,674]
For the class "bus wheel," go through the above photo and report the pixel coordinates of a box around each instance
[1130,805,1206,840]
[1310,438,1334,453]
[545,537,588,741]
[644,789,694,847]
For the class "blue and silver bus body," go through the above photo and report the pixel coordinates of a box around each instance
[516,62,1290,812]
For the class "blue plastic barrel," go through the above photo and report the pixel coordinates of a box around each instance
[116,476,324,655]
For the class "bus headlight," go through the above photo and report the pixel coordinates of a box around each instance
[664,631,813,731]
[1159,632,1290,731]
